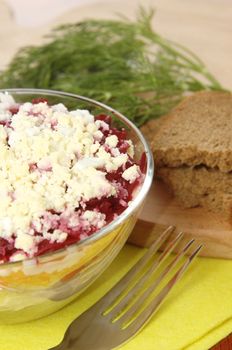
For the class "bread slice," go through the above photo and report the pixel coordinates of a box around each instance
[140,91,232,218]
[146,91,232,172]
[157,166,232,218]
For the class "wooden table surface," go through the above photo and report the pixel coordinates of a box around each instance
[0,0,231,348]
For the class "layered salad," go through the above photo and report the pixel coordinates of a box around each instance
[0,93,144,264]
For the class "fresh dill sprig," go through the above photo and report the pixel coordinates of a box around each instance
[0,8,224,126]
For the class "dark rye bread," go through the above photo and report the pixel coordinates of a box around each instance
[157,166,232,218]
[140,91,232,218]
[147,91,232,173]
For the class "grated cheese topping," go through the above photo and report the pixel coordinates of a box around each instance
[0,93,140,261]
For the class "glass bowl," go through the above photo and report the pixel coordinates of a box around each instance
[0,88,154,324]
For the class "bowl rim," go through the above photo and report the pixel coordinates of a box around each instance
[0,88,154,268]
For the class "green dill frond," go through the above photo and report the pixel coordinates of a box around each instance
[0,8,224,126]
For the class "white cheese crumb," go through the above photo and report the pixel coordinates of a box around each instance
[95,120,109,131]
[0,125,7,143]
[51,230,68,243]
[82,210,106,229]
[73,157,105,171]
[52,103,68,113]
[93,130,103,140]
[14,233,36,255]
[10,252,27,262]
[113,154,128,168]
[105,135,118,148]
[111,147,120,157]
[122,165,140,183]
[0,93,16,111]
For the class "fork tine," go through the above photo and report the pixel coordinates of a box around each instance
[100,226,175,305]
[114,238,195,324]
[108,231,184,319]
[123,244,203,332]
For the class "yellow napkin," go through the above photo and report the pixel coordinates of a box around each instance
[0,245,231,350]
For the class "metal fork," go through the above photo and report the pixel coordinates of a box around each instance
[50,226,202,350]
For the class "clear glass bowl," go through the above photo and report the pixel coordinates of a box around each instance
[0,88,154,324]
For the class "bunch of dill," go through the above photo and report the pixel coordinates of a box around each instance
[0,8,224,126]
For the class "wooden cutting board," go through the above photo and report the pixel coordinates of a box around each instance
[128,179,232,259]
